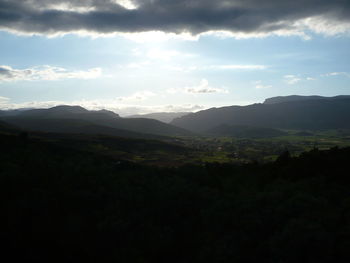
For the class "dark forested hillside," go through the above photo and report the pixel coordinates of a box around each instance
[2,131,350,263]
[1,118,171,140]
[171,96,350,132]
[263,95,350,104]
[1,105,192,137]
[206,124,287,138]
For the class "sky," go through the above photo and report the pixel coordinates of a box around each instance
[0,0,350,116]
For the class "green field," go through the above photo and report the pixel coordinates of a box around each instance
[177,129,350,164]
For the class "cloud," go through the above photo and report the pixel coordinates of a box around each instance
[323,72,350,77]
[255,84,272,89]
[0,96,9,103]
[284,75,301,85]
[253,80,272,89]
[116,91,156,102]
[0,65,102,82]
[0,0,350,38]
[169,79,229,94]
[115,0,138,10]
[186,79,228,94]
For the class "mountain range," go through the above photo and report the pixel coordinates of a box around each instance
[1,95,350,139]
[0,105,192,138]
[171,95,350,133]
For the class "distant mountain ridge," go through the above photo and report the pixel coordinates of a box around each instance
[171,95,350,132]
[0,105,192,138]
[18,105,121,119]
[263,95,350,104]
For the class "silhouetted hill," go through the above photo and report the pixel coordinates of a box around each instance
[0,108,31,117]
[171,96,350,132]
[1,105,192,137]
[1,118,169,140]
[0,120,20,132]
[263,95,350,104]
[207,124,287,138]
[0,126,194,166]
[128,112,190,123]
[18,105,120,119]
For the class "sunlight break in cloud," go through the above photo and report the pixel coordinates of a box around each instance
[146,49,194,60]
[0,65,102,82]
[114,0,138,10]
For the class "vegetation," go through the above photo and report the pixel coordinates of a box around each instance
[2,130,350,262]
[177,129,350,163]
[2,105,192,137]
[171,96,350,132]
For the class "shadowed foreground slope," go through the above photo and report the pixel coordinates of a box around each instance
[2,131,350,263]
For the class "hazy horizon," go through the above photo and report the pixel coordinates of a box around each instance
[1,94,350,117]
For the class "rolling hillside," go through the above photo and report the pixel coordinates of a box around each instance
[1,105,192,137]
[171,96,350,132]
[207,124,287,138]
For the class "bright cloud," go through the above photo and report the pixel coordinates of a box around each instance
[299,16,350,37]
[253,80,272,89]
[167,79,229,94]
[284,75,302,85]
[114,0,138,10]
[256,85,272,89]
[184,79,229,94]
[116,91,156,102]
[0,96,10,103]
[0,65,102,82]
[306,77,316,81]
[324,72,350,77]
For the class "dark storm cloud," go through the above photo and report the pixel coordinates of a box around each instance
[0,0,349,36]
